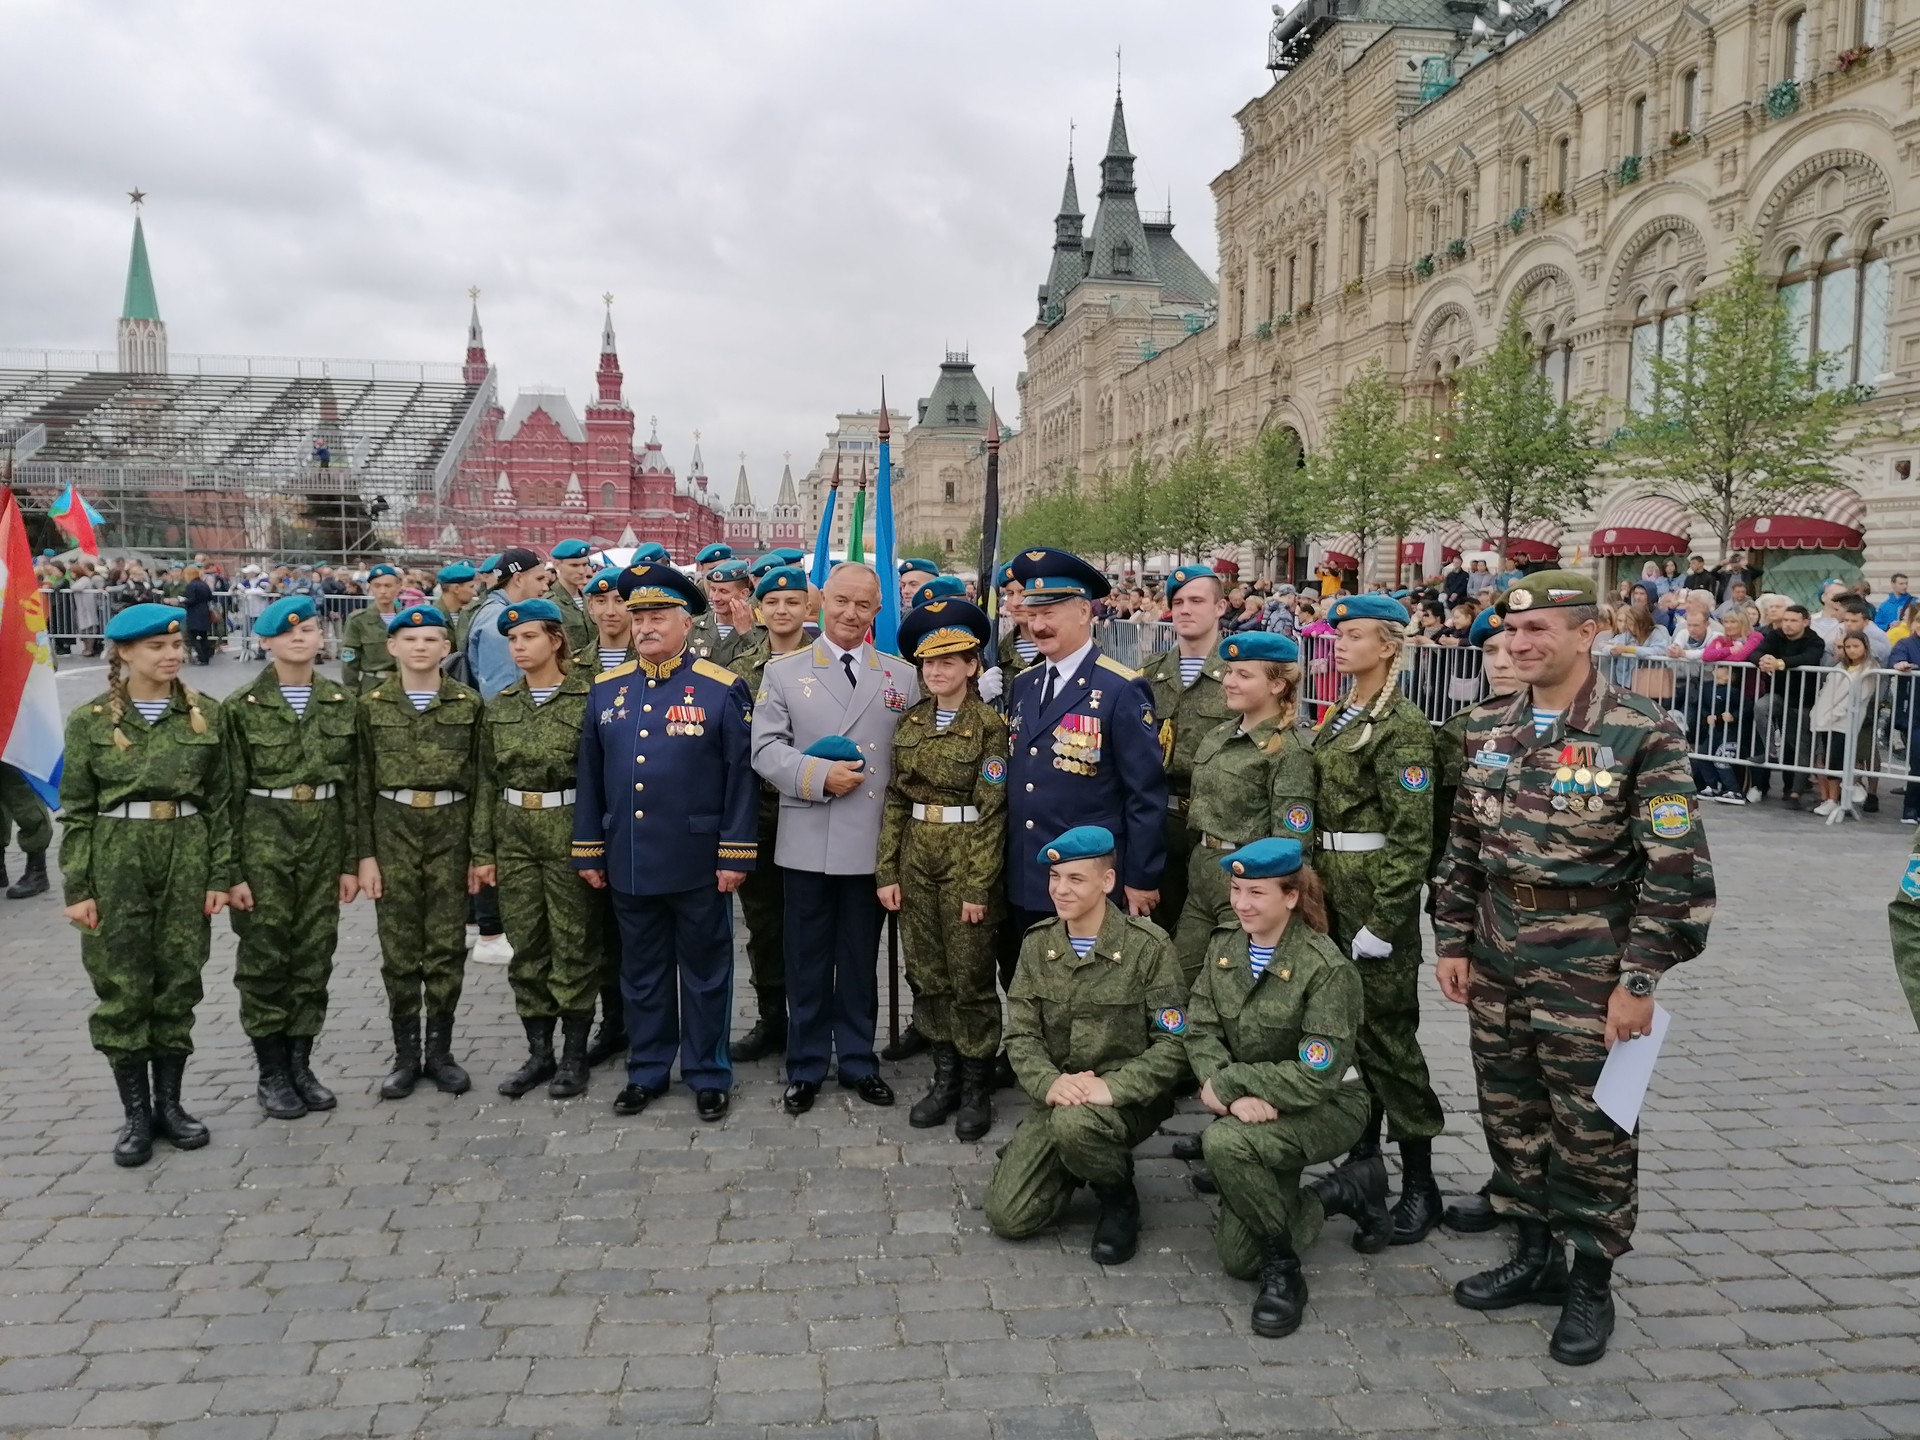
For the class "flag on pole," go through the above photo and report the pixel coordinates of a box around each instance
[48,485,103,557]
[808,455,842,590]
[977,395,1002,668]
[0,488,65,808]
[872,382,902,656]
[847,454,869,565]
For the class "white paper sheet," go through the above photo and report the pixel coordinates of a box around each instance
[1593,1002,1671,1134]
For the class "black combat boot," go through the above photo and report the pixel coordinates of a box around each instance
[1170,1133,1204,1162]
[1454,1218,1570,1311]
[732,1002,786,1064]
[110,1060,154,1167]
[498,1017,556,1098]
[150,1055,209,1149]
[1549,1254,1616,1366]
[251,1036,308,1119]
[992,1050,1017,1091]
[1250,1230,1308,1339]
[5,850,48,899]
[909,1044,962,1129]
[880,1020,931,1062]
[420,1014,471,1094]
[953,1057,995,1143]
[548,1015,592,1099]
[1089,1171,1141,1266]
[1307,1152,1391,1254]
[288,1037,336,1111]
[1345,1100,1384,1164]
[381,1016,422,1100]
[584,985,628,1067]
[1444,1182,1504,1233]
[1389,1138,1444,1245]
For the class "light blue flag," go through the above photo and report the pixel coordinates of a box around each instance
[809,457,840,590]
[873,385,901,655]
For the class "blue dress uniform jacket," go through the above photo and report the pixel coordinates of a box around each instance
[572,651,758,893]
[1004,648,1169,911]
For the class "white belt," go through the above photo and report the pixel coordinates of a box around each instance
[504,787,576,810]
[103,800,199,820]
[247,784,336,802]
[379,788,465,809]
[1320,832,1388,852]
[912,803,979,823]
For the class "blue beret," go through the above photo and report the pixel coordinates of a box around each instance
[750,548,807,578]
[899,557,941,577]
[994,560,1017,588]
[1468,607,1505,646]
[770,547,806,565]
[1328,594,1410,627]
[909,575,968,607]
[1006,547,1111,605]
[550,539,593,561]
[617,562,708,615]
[803,735,864,763]
[898,598,990,660]
[480,553,504,573]
[1218,631,1299,664]
[583,565,623,597]
[436,562,476,584]
[708,558,751,583]
[755,565,809,600]
[695,543,733,564]
[496,596,567,634]
[367,564,400,580]
[1166,565,1220,600]
[1037,825,1117,866]
[1220,837,1305,880]
[630,542,671,564]
[387,604,450,632]
[105,602,186,643]
[255,595,318,637]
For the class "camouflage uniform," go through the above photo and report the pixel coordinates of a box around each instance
[452,591,489,657]
[1186,923,1371,1278]
[356,676,483,1019]
[60,687,233,1060]
[1890,829,1920,1031]
[1434,670,1715,1258]
[728,628,797,1019]
[222,669,359,1038]
[876,695,1010,1058]
[339,604,399,693]
[1430,706,1471,887]
[984,908,1187,1238]
[1310,690,1445,1142]
[687,608,723,661]
[1172,716,1316,981]
[477,670,599,1019]
[1140,646,1229,935]
[712,621,761,672]
[553,589,597,662]
[1,762,53,858]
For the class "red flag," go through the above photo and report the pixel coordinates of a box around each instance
[50,485,100,557]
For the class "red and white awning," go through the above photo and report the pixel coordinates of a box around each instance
[1733,487,1866,552]
[1400,521,1471,569]
[1319,533,1361,572]
[1591,495,1692,558]
[1489,518,1564,565]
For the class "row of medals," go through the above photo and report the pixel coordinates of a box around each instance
[667,693,706,737]
[1551,743,1616,813]
[1053,715,1102,775]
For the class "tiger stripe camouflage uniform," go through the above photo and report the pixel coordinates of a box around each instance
[1434,669,1714,1258]
[1140,644,1228,936]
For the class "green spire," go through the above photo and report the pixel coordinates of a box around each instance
[122,215,161,322]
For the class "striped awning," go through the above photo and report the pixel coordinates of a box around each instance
[1400,521,1472,569]
[1490,518,1564,565]
[1319,533,1361,572]
[1591,495,1692,558]
[1733,487,1866,552]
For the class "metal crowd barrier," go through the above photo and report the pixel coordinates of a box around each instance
[35,586,376,660]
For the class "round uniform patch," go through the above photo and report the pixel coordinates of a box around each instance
[1283,803,1313,834]
[341,648,357,662]
[1155,1006,1188,1036]
[981,757,1007,785]
[1298,1037,1334,1071]
[1399,764,1430,793]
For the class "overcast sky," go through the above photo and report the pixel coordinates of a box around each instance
[1,1,1272,507]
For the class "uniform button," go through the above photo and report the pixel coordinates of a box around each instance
[635,755,646,764]
[1024,820,1033,829]
[1025,783,1034,792]
[639,730,649,737]
[634,782,644,792]
[1029,747,1038,756]
[634,809,644,818]
[643,705,652,712]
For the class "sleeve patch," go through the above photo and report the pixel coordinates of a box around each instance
[1647,793,1692,838]
[341,648,357,662]
[1282,803,1313,834]
[1399,763,1431,792]
[1141,703,1156,730]
[1902,857,1920,901]
[981,756,1007,785]
[1298,1037,1334,1071]
[1154,1006,1188,1036]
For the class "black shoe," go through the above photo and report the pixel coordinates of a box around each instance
[992,1051,1016,1091]
[612,1084,665,1116]
[1191,1166,1219,1196]
[840,1073,895,1106]
[5,850,48,899]
[420,1014,470,1094]
[150,1055,209,1149]
[1864,794,1881,814]
[251,1036,308,1120]
[1250,1230,1307,1339]
[1549,1257,1616,1366]
[1090,1176,1141,1266]
[1390,1138,1444,1246]
[1307,1154,1391,1254]
[696,1089,730,1122]
[1443,1185,1504,1233]
[953,1056,994,1143]
[909,1045,962,1129]
[498,1017,557,1098]
[381,1016,421,1100]
[584,986,628,1067]
[1454,1219,1571,1311]
[732,1008,786,1063]
[1170,1133,1204,1162]
[109,1060,154,1167]
[288,1037,336,1110]
[1345,1102,1384,1164]
[548,1015,592,1099]
[783,1081,821,1115]
[879,1021,931,1062]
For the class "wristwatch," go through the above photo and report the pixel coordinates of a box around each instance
[1619,970,1659,998]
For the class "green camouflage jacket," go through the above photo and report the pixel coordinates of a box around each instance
[223,667,361,872]
[451,592,489,655]
[1139,646,1230,797]
[339,605,399,692]
[552,589,597,663]
[875,695,1010,906]
[354,674,484,858]
[1430,705,1473,881]
[1310,689,1434,934]
[1187,714,1316,850]
[474,667,593,870]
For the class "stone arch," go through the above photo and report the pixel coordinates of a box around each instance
[1605,213,1708,312]
[1413,298,1477,373]
[1258,402,1315,457]
[1754,146,1892,245]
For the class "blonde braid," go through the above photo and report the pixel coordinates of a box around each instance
[175,679,209,734]
[1260,662,1302,749]
[106,647,133,750]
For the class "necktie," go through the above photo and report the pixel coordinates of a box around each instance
[841,652,858,690]
[1040,666,1058,713]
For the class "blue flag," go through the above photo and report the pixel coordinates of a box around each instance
[873,384,901,655]
[809,456,840,590]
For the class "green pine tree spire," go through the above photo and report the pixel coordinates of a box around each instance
[123,215,161,322]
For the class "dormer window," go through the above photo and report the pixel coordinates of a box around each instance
[946,402,961,423]
[1113,243,1133,275]
[963,402,978,423]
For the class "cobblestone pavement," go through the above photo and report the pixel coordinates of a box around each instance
[3,653,1918,1439]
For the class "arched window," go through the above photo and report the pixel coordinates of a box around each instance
[1427,206,1441,252]
[600,481,618,510]
[1783,9,1809,80]
[1516,158,1532,208]
[1859,0,1885,45]
[1680,69,1701,131]
[1784,228,1894,388]
[1555,136,1571,193]
[1630,95,1648,155]
[1628,289,1690,413]
[1539,324,1571,403]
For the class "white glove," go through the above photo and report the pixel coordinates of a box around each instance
[1351,925,1396,960]
[977,665,1004,702]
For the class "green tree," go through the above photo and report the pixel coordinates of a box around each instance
[1445,299,1602,554]
[895,537,957,573]
[1153,412,1235,565]
[1103,450,1162,580]
[1305,362,1456,584]
[1001,471,1091,558]
[1612,236,1873,559]
[1233,424,1329,584]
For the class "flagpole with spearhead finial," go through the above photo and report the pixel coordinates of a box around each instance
[872,379,901,656]
[979,393,1002,672]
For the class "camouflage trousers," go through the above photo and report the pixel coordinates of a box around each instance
[228,794,347,1037]
[1319,850,1445,1143]
[371,796,470,1021]
[79,815,213,1062]
[1891,890,1920,1034]
[1172,841,1235,985]
[1201,1083,1372,1278]
[0,763,53,855]
[897,824,1001,1059]
[736,789,785,1010]
[984,1095,1174,1240]
[1151,805,1195,941]
[494,805,600,1019]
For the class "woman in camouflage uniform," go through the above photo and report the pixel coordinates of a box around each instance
[877,598,1009,1141]
[61,604,232,1167]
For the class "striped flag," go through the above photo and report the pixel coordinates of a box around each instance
[1,488,64,807]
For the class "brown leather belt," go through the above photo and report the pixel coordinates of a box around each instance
[1493,876,1630,912]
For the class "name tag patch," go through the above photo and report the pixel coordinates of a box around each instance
[1647,794,1692,839]
[1472,747,1512,770]
[1299,1037,1334,1071]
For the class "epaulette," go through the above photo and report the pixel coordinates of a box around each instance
[767,648,811,666]
[691,657,738,686]
[875,649,907,666]
[595,660,637,683]
[1124,913,1174,944]
[1096,654,1140,680]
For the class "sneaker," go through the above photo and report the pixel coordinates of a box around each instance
[470,934,514,966]
[1902,816,1918,826]
[464,923,480,951]
[1745,787,1763,803]
[1713,792,1747,805]
[1812,799,1838,817]
[1698,786,1721,799]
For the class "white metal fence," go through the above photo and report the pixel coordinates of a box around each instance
[36,586,377,661]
